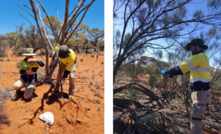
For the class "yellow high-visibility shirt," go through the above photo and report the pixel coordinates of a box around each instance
[19,60,41,75]
[179,52,211,83]
[54,45,76,71]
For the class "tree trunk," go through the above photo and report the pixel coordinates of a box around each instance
[113,55,125,83]
[44,53,59,82]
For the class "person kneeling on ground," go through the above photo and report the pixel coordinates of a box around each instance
[11,48,45,101]
[54,44,77,100]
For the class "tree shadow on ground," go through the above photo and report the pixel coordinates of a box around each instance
[18,85,89,128]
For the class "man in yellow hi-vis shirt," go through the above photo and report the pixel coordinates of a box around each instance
[161,39,211,134]
[11,48,45,101]
[54,44,77,100]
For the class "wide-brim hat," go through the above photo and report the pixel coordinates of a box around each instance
[22,48,37,56]
[185,39,208,50]
[58,45,70,58]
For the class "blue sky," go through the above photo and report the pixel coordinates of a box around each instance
[0,0,104,35]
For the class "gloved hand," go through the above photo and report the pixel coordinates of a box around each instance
[161,70,166,76]
[161,69,173,78]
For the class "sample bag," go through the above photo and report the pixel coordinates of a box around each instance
[38,112,54,126]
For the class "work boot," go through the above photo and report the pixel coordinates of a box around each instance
[11,90,20,101]
[68,89,75,101]
[33,88,36,93]
[69,95,74,101]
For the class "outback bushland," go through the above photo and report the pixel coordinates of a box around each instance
[114,0,221,134]
[0,0,104,134]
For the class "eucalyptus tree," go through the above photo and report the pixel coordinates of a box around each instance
[18,0,95,82]
[87,28,104,52]
[5,32,19,48]
[16,25,44,52]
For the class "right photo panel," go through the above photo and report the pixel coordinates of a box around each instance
[113,0,221,134]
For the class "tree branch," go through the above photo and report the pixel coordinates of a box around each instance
[64,0,95,44]
[18,5,35,18]
[38,0,59,42]
[33,0,54,54]
[59,0,70,44]
[55,7,62,24]
[18,13,35,28]
[65,0,85,34]
[22,2,32,10]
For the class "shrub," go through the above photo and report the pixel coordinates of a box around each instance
[90,88,94,92]
[95,84,100,89]
[90,81,93,85]
[0,88,11,100]
[80,59,83,62]
[92,74,95,79]
[101,62,104,64]
[17,62,21,68]
[0,47,7,57]
[0,59,4,61]
[38,50,45,55]
[0,68,2,77]
[91,54,94,57]
[96,99,101,104]
[4,86,13,92]
[15,47,26,56]
[87,49,93,54]
[91,97,100,104]
[148,75,157,89]
[0,86,12,125]
[94,91,100,97]
[7,59,10,61]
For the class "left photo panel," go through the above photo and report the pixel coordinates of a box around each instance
[0,0,104,133]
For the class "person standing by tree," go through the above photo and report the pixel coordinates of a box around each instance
[161,39,211,134]
[11,48,45,101]
[54,44,77,100]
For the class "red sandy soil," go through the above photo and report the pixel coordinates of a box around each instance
[0,49,104,134]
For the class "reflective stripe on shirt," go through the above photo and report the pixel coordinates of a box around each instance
[67,64,74,67]
[190,78,210,83]
[186,59,194,69]
[190,68,210,72]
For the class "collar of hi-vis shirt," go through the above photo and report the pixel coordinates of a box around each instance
[193,50,204,55]
[59,50,75,65]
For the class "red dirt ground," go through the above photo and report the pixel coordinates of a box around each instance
[0,49,104,134]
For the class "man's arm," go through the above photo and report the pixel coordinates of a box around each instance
[165,66,183,75]
[165,54,202,76]
[37,60,45,67]
[62,57,76,78]
[28,58,45,67]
